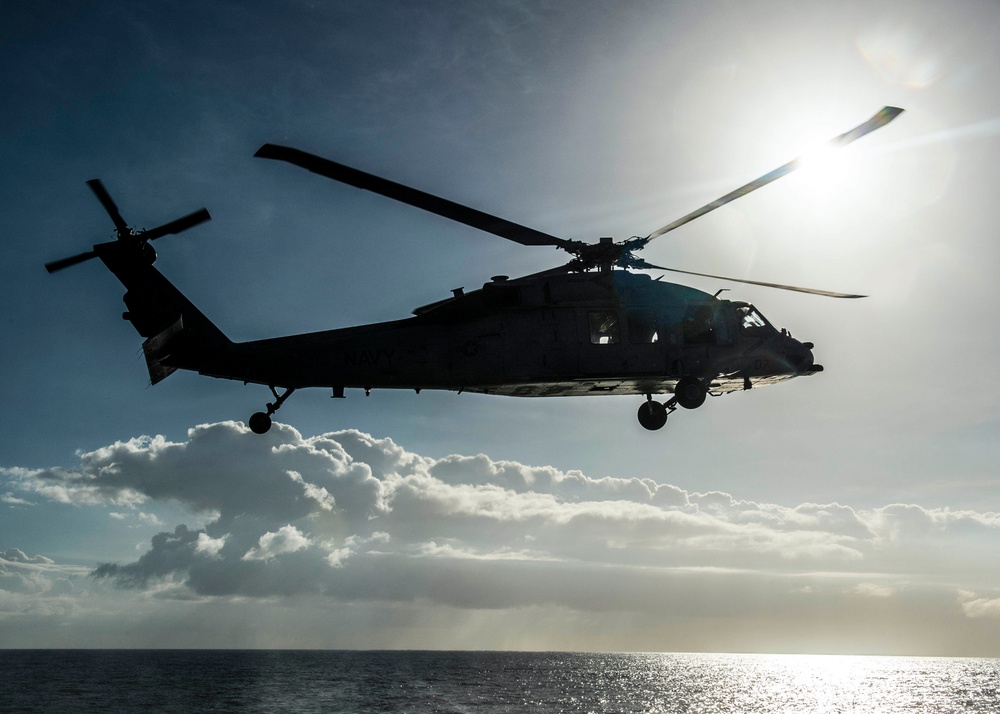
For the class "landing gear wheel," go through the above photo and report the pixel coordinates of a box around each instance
[249,411,272,434]
[637,400,668,431]
[675,377,707,410]
[248,386,296,435]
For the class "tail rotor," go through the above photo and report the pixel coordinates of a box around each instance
[45,180,211,274]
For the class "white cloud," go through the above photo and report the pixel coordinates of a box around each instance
[2,548,54,565]
[958,591,1000,620]
[195,533,227,557]
[286,470,335,511]
[242,525,311,561]
[137,511,163,527]
[3,421,1000,654]
[849,583,896,598]
[324,548,350,568]
[0,549,87,600]
[109,510,163,527]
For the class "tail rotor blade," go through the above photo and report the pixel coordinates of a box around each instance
[45,250,98,274]
[86,179,129,235]
[142,208,212,241]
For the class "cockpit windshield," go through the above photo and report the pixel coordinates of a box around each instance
[736,304,771,330]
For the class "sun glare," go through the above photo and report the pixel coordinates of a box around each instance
[747,654,901,708]
[764,117,889,254]
[798,143,851,189]
[787,134,858,210]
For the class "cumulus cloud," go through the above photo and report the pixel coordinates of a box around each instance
[195,533,227,557]
[3,421,1000,621]
[92,525,206,588]
[242,525,311,561]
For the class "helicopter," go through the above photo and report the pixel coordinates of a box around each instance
[46,106,903,434]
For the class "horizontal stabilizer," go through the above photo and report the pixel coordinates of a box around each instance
[142,316,184,385]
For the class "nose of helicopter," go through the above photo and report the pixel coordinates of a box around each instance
[788,338,823,374]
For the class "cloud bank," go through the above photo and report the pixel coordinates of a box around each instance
[3,421,1000,652]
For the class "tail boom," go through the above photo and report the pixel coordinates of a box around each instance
[95,241,233,383]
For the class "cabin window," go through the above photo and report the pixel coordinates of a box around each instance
[589,311,620,344]
[627,310,658,344]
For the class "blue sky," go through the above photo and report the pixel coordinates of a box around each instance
[3,0,1000,654]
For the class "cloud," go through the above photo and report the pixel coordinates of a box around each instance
[4,422,1000,653]
[91,525,205,588]
[958,591,1000,620]
[849,583,896,598]
[242,525,311,561]
[195,533,227,557]
[0,548,85,599]
[109,510,163,527]
[2,492,32,506]
[3,422,1000,619]
[2,548,54,565]
[4,423,383,530]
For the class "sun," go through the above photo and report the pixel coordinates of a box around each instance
[797,143,853,192]
[766,118,890,246]
[785,131,861,212]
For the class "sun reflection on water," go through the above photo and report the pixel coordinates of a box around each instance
[635,652,1000,713]
[733,654,891,711]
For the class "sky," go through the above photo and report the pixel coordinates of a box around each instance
[2,0,1000,655]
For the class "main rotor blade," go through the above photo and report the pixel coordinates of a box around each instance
[635,260,866,298]
[86,179,129,235]
[255,144,576,250]
[643,106,904,243]
[141,208,212,241]
[45,250,97,274]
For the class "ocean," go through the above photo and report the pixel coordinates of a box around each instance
[2,650,998,713]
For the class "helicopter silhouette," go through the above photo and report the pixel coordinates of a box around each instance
[46,106,903,433]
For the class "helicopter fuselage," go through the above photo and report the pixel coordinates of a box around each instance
[208,269,819,399]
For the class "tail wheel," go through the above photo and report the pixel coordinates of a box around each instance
[249,412,272,434]
[675,377,707,410]
[248,386,295,435]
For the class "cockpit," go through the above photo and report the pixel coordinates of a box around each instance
[734,303,772,331]
[681,300,778,347]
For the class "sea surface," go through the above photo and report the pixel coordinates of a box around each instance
[2,650,998,713]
